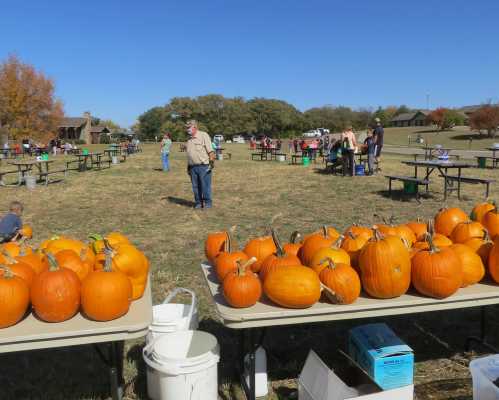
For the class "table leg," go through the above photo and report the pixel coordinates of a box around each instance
[239,328,267,400]
[94,341,124,400]
[457,167,462,200]
[465,307,499,353]
[443,168,448,200]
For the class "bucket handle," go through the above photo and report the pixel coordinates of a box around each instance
[162,287,196,325]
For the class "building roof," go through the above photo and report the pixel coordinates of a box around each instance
[59,117,87,128]
[390,110,428,122]
[90,125,110,134]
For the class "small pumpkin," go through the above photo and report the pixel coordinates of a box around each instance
[215,233,249,282]
[81,253,132,321]
[319,258,361,305]
[464,231,494,265]
[54,249,90,282]
[222,258,262,308]
[450,221,487,244]
[19,225,33,239]
[1,241,33,258]
[15,252,49,275]
[358,228,411,299]
[413,220,453,250]
[259,228,302,282]
[0,255,35,289]
[343,224,373,240]
[450,243,485,287]
[299,226,340,267]
[243,234,277,273]
[309,236,350,275]
[471,201,495,224]
[482,207,499,240]
[411,234,463,299]
[434,207,468,237]
[204,231,229,265]
[31,253,81,322]
[340,232,369,271]
[0,265,30,328]
[264,264,321,309]
[376,216,415,247]
[406,218,427,241]
[282,231,303,256]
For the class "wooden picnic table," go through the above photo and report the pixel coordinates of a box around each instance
[402,160,472,200]
[7,159,58,186]
[201,262,499,400]
[90,152,111,170]
[0,278,152,400]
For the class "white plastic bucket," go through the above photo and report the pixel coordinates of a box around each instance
[217,153,223,160]
[25,175,36,190]
[112,155,119,164]
[277,154,285,162]
[147,288,198,343]
[143,330,220,400]
[470,355,499,400]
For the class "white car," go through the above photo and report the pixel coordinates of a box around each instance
[232,135,245,144]
[303,130,322,138]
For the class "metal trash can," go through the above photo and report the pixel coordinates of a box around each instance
[477,157,487,169]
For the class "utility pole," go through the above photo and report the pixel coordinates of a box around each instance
[426,94,430,111]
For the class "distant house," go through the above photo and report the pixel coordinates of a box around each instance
[58,112,109,144]
[390,110,429,127]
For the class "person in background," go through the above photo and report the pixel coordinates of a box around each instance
[160,132,172,172]
[293,139,298,153]
[341,126,357,176]
[364,129,376,175]
[373,117,384,168]
[186,120,215,209]
[0,201,23,243]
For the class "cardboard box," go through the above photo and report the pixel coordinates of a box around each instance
[348,323,414,391]
[298,350,413,400]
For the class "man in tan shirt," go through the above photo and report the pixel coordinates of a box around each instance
[186,120,215,209]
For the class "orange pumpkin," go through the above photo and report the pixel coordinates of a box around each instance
[204,231,229,265]
[0,260,35,289]
[319,258,361,305]
[215,234,249,281]
[488,238,499,284]
[482,207,499,240]
[450,244,485,287]
[0,266,30,328]
[406,218,427,241]
[300,226,342,267]
[89,233,131,255]
[411,236,462,299]
[222,258,262,308]
[19,225,33,239]
[31,253,81,322]
[259,229,302,282]
[243,235,277,273]
[413,220,453,250]
[15,252,48,275]
[54,249,90,282]
[464,232,494,265]
[264,265,321,308]
[341,232,369,271]
[282,231,303,256]
[310,236,350,275]
[358,229,411,299]
[81,255,132,321]
[450,221,487,244]
[1,241,33,258]
[395,224,417,248]
[343,224,373,240]
[434,207,468,237]
[471,201,496,224]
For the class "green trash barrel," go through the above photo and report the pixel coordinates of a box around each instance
[477,157,487,169]
[403,181,418,194]
[302,156,310,166]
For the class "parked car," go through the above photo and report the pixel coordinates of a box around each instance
[232,135,245,144]
[213,134,224,143]
[303,130,322,138]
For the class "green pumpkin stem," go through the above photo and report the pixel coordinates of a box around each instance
[45,252,60,271]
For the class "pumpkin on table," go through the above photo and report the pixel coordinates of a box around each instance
[54,249,91,282]
[0,255,35,289]
[1,241,33,258]
[0,266,30,328]
[464,232,494,265]
[413,220,453,250]
[215,233,249,282]
[488,238,499,284]
[299,226,340,267]
[81,253,132,321]
[90,232,131,255]
[434,207,468,237]
[259,228,302,282]
[264,264,321,308]
[319,258,361,305]
[204,231,229,265]
[406,218,427,241]
[31,253,81,322]
[282,231,303,256]
[358,228,411,299]
[411,234,463,299]
[309,236,350,275]
[343,224,373,240]
[15,251,48,275]
[243,235,276,273]
[222,258,261,308]
[375,217,416,247]
[449,244,485,287]
[340,232,369,271]
[482,207,499,240]
[450,221,487,244]
[44,237,96,268]
[471,201,495,224]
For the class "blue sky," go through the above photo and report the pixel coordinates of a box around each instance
[1,0,498,127]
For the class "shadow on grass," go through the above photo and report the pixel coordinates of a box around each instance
[164,196,195,208]
[375,189,436,203]
[127,343,148,399]
[451,134,495,141]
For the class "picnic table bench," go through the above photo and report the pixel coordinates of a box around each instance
[90,153,112,170]
[7,160,66,186]
[440,174,495,198]
[385,175,430,199]
[0,169,20,186]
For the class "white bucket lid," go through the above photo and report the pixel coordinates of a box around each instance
[152,303,190,325]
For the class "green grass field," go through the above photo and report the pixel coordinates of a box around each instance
[0,144,498,399]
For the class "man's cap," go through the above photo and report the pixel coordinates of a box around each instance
[374,117,381,122]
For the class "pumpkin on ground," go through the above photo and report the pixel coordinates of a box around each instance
[450,221,487,244]
[450,244,485,287]
[358,229,411,299]
[488,238,499,284]
[406,218,427,241]
[341,232,369,271]
[482,207,499,240]
[299,226,340,267]
[215,233,249,282]
[434,207,468,237]
[243,235,277,273]
[222,258,261,308]
[81,254,132,321]
[31,253,81,322]
[464,232,494,265]
[264,264,321,308]
[319,258,361,305]
[259,229,301,282]
[204,231,229,265]
[309,236,350,275]
[471,201,495,224]
[55,249,90,282]
[0,266,30,328]
[282,231,303,256]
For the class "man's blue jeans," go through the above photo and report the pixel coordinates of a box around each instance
[162,153,169,171]
[190,164,212,207]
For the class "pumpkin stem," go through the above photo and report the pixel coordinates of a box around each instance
[88,234,104,242]
[0,264,14,278]
[427,219,435,237]
[322,225,328,238]
[270,227,285,257]
[400,237,411,249]
[426,232,439,253]
[0,250,17,265]
[236,257,257,276]
[45,252,60,271]
[320,257,337,269]
[223,232,233,253]
[332,235,345,248]
[347,231,356,240]
[290,231,301,244]
[104,249,114,272]
[372,227,384,241]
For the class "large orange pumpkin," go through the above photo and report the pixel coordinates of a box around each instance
[450,221,487,244]
[341,232,369,271]
[282,231,303,256]
[465,232,494,265]
[215,233,249,282]
[434,207,468,237]
[406,218,427,241]
[319,258,361,305]
[243,235,277,273]
[358,229,411,299]
[471,201,495,224]
[0,266,30,328]
[264,265,321,308]
[31,254,81,322]
[299,226,340,267]
[450,244,485,287]
[222,258,262,308]
[411,237,462,299]
[259,229,301,282]
[55,249,90,282]
[488,238,499,283]
[204,231,229,265]
[309,236,350,275]
[81,256,132,321]
[482,207,499,240]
